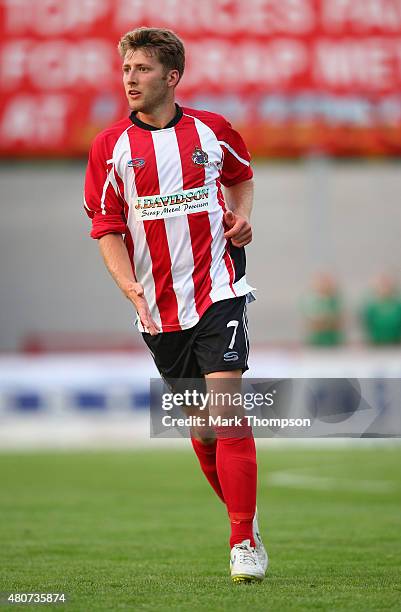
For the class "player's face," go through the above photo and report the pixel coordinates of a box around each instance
[122,48,176,113]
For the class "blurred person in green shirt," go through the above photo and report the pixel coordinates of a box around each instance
[301,273,344,346]
[361,274,401,345]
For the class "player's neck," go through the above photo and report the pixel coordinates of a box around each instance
[136,100,177,129]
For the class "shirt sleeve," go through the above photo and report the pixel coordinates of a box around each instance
[84,135,127,239]
[219,120,253,188]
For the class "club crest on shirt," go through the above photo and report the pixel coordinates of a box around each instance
[128,158,145,168]
[192,147,209,166]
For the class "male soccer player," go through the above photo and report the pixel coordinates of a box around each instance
[84,27,267,582]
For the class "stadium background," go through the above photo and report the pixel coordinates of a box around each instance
[0,1,400,610]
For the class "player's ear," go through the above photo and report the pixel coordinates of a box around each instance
[167,69,180,88]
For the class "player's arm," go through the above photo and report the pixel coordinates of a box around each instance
[216,115,254,248]
[223,178,254,248]
[84,135,160,335]
[98,233,160,335]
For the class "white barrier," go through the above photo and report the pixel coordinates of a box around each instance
[0,348,400,449]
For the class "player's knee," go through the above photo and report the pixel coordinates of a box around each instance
[190,427,215,444]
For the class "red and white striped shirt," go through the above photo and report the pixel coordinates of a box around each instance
[84,105,254,332]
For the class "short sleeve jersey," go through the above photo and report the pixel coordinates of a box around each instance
[84,105,254,333]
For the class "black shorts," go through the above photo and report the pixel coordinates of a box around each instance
[142,297,249,385]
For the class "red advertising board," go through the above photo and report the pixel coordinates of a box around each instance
[1,0,401,157]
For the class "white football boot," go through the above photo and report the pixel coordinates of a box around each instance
[253,509,268,574]
[230,539,265,583]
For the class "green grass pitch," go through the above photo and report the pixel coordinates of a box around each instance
[1,445,400,611]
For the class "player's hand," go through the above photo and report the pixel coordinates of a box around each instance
[126,282,161,335]
[223,210,252,247]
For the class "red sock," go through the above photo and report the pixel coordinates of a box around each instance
[191,437,225,503]
[215,424,257,548]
